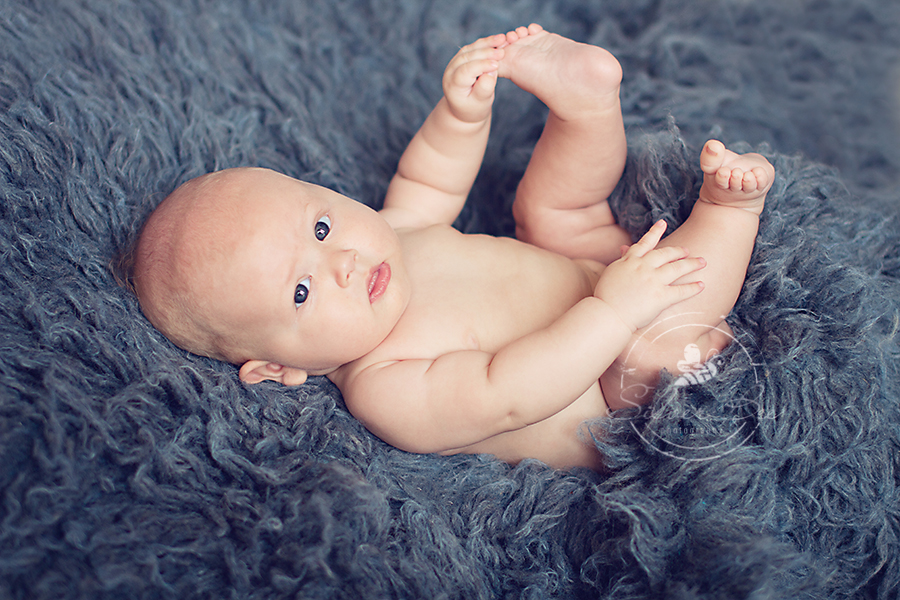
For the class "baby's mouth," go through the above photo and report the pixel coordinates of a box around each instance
[368,262,391,303]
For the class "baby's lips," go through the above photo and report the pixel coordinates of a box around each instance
[368,262,391,303]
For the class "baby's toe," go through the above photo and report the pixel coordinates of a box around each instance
[717,167,746,191]
[714,167,731,189]
[716,167,743,190]
[730,169,749,192]
[700,140,727,174]
[750,166,770,190]
[741,170,759,192]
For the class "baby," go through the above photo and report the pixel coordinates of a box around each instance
[131,25,773,470]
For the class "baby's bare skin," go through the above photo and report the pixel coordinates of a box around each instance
[334,28,770,468]
[132,26,774,470]
[332,147,772,469]
[502,25,632,264]
[330,227,608,467]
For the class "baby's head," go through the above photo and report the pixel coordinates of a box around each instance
[132,168,409,385]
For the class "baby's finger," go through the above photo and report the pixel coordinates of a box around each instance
[660,256,706,283]
[643,245,690,268]
[668,280,705,303]
[447,46,502,72]
[627,220,667,257]
[461,33,507,52]
[448,56,500,89]
[470,70,498,100]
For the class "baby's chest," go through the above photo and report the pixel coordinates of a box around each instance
[387,232,592,358]
[398,280,530,355]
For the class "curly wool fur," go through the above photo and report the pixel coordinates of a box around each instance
[1,0,899,598]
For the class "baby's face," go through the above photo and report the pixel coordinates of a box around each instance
[193,168,409,375]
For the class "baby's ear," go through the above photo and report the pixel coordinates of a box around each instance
[239,360,308,386]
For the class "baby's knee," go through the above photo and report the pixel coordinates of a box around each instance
[669,323,733,380]
[698,322,733,356]
[633,320,733,374]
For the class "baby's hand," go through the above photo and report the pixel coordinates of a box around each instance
[593,221,706,332]
[442,34,507,123]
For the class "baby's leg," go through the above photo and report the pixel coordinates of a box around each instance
[499,24,632,264]
[601,140,774,410]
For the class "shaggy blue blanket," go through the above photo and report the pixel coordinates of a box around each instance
[2,0,899,598]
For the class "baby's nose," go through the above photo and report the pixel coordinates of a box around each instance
[331,249,357,287]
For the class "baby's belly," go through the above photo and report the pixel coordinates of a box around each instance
[440,381,609,470]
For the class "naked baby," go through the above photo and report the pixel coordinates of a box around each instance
[132,25,774,470]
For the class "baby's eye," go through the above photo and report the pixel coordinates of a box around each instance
[294,277,311,307]
[315,215,331,241]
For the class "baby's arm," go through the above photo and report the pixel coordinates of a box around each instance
[379,34,507,230]
[343,222,705,453]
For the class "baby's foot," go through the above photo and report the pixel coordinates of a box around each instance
[698,140,774,215]
[497,24,622,121]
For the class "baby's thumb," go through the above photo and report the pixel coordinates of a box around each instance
[472,72,497,100]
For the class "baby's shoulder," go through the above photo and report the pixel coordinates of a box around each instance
[326,325,424,397]
[378,205,462,233]
[327,349,418,418]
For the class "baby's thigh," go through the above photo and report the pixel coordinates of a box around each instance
[513,201,631,263]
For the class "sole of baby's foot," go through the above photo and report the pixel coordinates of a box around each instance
[698,140,774,215]
[497,23,622,120]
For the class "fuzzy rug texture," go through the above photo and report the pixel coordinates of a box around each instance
[2,0,900,598]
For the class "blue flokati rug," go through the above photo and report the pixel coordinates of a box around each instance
[2,0,899,598]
